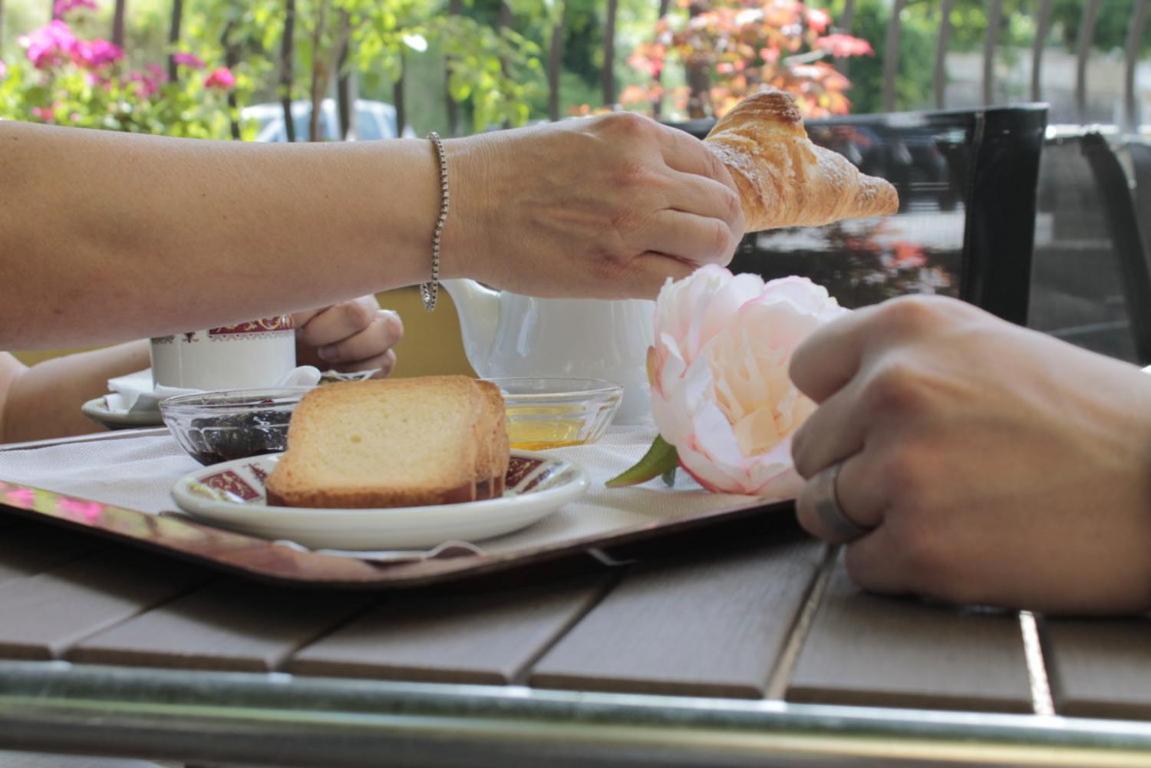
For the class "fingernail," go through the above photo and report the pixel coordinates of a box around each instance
[316,345,335,361]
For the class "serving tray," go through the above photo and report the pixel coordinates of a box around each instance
[0,430,793,589]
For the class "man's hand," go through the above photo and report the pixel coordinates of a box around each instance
[292,296,402,378]
[788,295,1151,615]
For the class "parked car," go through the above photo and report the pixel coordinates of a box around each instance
[241,99,402,142]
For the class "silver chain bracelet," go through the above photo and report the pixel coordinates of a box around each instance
[420,131,449,312]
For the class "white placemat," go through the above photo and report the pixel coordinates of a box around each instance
[0,428,795,557]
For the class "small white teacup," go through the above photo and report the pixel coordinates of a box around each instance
[150,316,297,390]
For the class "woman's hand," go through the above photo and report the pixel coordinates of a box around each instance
[292,296,402,377]
[788,295,1151,615]
[445,113,746,299]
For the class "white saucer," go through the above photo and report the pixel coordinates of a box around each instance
[81,397,164,429]
[170,451,589,550]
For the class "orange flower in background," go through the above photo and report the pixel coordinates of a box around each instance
[624,0,874,121]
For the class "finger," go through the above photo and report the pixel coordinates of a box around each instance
[609,253,699,299]
[843,524,914,597]
[663,170,745,234]
[339,348,397,377]
[789,304,881,404]
[795,453,883,544]
[316,311,403,366]
[632,210,738,267]
[290,306,324,327]
[790,379,869,479]
[297,297,384,349]
[655,123,736,190]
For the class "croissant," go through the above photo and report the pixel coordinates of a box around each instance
[704,88,899,231]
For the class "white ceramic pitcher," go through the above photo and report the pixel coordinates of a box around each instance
[442,279,655,425]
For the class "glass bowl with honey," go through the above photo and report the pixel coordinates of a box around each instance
[487,377,623,451]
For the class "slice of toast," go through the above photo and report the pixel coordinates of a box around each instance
[266,376,484,508]
[475,379,509,499]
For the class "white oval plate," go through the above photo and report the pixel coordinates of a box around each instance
[170,451,588,550]
[81,397,164,429]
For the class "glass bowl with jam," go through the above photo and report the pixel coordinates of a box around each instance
[160,387,312,465]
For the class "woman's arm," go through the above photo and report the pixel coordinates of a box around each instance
[0,343,148,442]
[2,115,743,349]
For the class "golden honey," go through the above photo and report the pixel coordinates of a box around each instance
[505,405,589,451]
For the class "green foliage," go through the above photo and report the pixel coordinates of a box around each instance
[1052,0,1145,53]
[824,0,934,114]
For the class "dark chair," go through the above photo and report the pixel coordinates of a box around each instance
[1125,141,1151,251]
[1028,133,1151,365]
[672,106,1049,323]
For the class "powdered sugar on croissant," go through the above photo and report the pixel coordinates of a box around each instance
[705,88,899,231]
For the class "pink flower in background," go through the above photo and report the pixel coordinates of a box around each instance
[19,20,76,70]
[172,52,205,69]
[203,66,235,90]
[31,105,56,122]
[128,65,166,98]
[170,51,204,69]
[71,38,123,68]
[53,0,98,16]
[648,265,846,496]
[0,59,8,80]
[815,33,875,58]
[805,8,831,33]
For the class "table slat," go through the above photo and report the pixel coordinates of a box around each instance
[787,564,1033,712]
[289,574,609,685]
[0,548,207,660]
[530,536,823,698]
[0,521,98,587]
[70,579,373,672]
[1044,617,1151,719]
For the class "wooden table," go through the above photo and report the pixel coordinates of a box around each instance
[1,472,1150,766]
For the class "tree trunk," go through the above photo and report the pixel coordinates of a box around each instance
[166,0,184,83]
[602,0,619,107]
[547,3,566,121]
[393,52,406,136]
[651,0,671,118]
[49,0,58,20]
[111,0,126,48]
[335,9,353,140]
[223,21,242,140]
[309,0,329,142]
[444,0,461,136]
[684,0,711,118]
[280,0,297,142]
[497,1,512,127]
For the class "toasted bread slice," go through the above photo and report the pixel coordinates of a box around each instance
[474,379,509,498]
[266,376,482,508]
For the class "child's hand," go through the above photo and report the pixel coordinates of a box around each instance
[292,296,402,378]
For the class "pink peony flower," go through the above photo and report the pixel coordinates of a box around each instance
[71,38,123,68]
[19,20,76,70]
[54,0,98,17]
[648,265,847,496]
[172,51,205,69]
[203,66,236,90]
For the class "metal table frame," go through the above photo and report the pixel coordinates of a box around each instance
[2,660,1151,767]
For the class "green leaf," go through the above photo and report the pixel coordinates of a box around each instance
[606,435,679,488]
